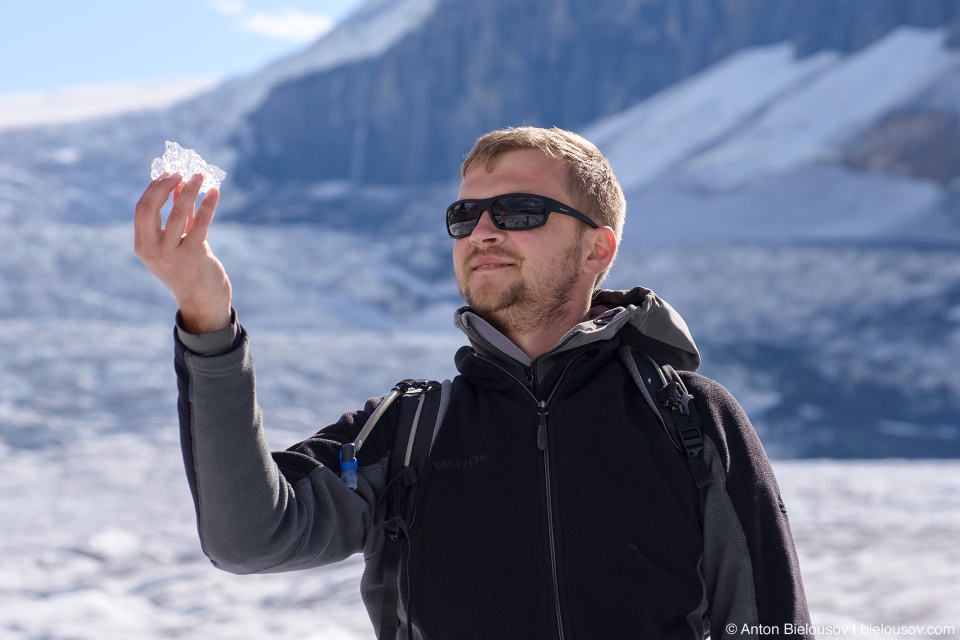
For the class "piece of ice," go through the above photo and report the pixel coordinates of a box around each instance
[150,140,226,193]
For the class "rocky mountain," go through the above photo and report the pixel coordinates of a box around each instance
[229,0,960,188]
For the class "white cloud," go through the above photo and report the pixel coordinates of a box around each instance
[208,0,248,16]
[238,10,335,42]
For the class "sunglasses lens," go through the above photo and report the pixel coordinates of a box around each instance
[446,196,550,237]
[491,196,547,229]
[447,202,482,238]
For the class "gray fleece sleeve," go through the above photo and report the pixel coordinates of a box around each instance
[175,307,240,357]
[175,328,386,574]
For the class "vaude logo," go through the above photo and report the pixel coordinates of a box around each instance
[432,454,492,471]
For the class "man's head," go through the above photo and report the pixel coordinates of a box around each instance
[459,126,625,287]
[451,127,623,334]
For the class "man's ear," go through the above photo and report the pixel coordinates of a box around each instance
[582,226,617,277]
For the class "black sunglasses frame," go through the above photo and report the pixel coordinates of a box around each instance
[446,193,599,239]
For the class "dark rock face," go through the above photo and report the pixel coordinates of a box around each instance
[233,0,960,187]
[785,0,960,56]
[843,111,960,186]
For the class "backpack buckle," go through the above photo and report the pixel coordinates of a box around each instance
[658,381,693,416]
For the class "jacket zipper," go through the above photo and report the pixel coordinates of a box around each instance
[537,401,548,451]
[473,352,580,639]
[538,399,565,639]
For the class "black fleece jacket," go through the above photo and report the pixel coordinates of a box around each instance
[175,287,811,639]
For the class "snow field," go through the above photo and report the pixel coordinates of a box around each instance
[2,429,957,638]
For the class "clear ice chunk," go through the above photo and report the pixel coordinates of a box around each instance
[150,141,226,193]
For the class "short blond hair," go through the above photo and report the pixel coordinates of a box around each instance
[461,126,625,287]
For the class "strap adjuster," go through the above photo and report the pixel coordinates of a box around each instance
[677,425,704,457]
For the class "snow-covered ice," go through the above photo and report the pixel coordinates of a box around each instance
[583,43,839,191]
[0,220,956,637]
[585,28,960,192]
[777,460,960,637]
[679,27,960,188]
[584,27,960,246]
[0,77,218,131]
[2,431,957,638]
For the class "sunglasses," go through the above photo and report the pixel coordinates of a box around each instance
[446,193,599,239]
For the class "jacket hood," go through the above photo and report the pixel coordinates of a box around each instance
[453,286,700,373]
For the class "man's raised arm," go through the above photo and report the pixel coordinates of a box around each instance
[133,173,381,574]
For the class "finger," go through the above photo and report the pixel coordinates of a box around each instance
[171,179,197,235]
[181,187,220,250]
[135,173,181,252]
[162,173,202,250]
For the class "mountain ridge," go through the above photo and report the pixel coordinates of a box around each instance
[230,0,960,187]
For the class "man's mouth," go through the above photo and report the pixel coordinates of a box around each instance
[465,250,520,273]
[473,261,513,271]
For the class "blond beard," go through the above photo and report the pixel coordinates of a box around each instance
[456,232,584,336]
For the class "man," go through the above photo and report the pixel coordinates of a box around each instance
[135,127,811,639]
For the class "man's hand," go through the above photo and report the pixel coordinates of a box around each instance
[135,172,233,334]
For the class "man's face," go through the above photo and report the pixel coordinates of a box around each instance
[453,149,587,324]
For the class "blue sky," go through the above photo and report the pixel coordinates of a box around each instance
[0,0,364,95]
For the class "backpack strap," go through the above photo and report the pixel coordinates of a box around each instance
[376,379,444,640]
[619,346,713,491]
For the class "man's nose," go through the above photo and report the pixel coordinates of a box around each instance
[469,210,506,243]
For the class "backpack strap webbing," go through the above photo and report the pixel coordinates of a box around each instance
[626,349,713,491]
[376,380,443,640]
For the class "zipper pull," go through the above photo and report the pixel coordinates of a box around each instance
[537,401,548,450]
